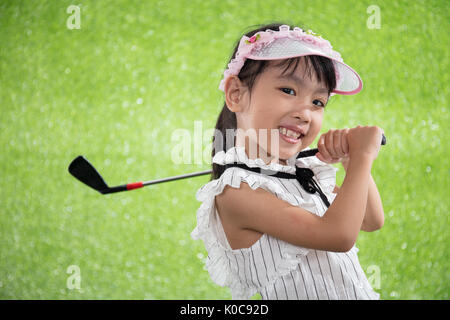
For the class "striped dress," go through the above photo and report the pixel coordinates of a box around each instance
[191,146,380,300]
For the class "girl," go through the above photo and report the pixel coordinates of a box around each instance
[191,23,384,300]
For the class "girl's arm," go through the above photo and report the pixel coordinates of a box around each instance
[337,160,384,231]
[216,153,373,252]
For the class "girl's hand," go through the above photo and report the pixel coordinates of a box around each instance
[315,128,350,164]
[315,126,384,164]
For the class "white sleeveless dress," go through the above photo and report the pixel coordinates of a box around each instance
[191,146,380,300]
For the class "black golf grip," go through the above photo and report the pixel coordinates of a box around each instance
[297,133,386,159]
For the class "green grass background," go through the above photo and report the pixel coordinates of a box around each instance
[0,0,448,299]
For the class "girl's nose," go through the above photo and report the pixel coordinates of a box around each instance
[292,106,311,124]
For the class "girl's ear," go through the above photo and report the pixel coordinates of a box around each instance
[224,75,248,112]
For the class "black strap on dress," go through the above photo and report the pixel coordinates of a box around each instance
[222,162,331,208]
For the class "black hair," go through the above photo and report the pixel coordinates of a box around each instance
[211,22,337,180]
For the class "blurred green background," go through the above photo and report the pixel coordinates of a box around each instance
[0,0,448,299]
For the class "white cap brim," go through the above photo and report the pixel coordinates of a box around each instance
[247,38,363,95]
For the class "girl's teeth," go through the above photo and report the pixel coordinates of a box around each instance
[279,127,300,139]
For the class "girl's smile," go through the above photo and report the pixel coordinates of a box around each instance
[278,125,306,144]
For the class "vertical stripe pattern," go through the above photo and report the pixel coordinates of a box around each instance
[196,147,380,300]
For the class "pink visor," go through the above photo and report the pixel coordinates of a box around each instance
[219,25,363,96]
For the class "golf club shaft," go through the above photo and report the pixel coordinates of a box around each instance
[145,148,317,185]
[76,133,386,194]
[143,170,213,186]
[110,147,330,192]
[101,170,213,194]
[104,133,386,193]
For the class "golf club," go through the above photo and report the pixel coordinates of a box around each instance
[69,134,386,194]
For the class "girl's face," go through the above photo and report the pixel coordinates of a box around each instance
[234,59,330,165]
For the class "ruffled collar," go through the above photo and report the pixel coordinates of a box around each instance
[212,146,329,174]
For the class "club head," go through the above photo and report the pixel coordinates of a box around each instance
[68,156,109,194]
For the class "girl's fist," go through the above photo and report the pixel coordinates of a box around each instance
[346,125,383,161]
[316,128,350,164]
[316,126,384,164]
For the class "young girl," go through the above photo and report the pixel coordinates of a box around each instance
[191,23,384,300]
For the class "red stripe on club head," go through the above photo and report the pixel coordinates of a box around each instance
[126,182,143,190]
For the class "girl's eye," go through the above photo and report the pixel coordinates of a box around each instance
[280,88,327,107]
[280,88,295,95]
[313,99,326,107]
